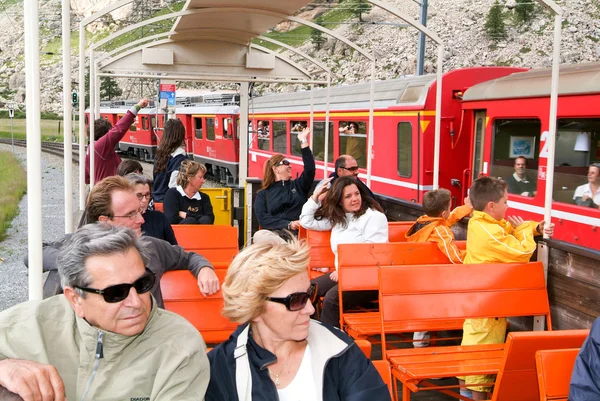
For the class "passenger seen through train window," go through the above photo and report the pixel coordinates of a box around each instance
[552,119,600,208]
[290,120,307,157]
[490,118,541,197]
[339,121,367,168]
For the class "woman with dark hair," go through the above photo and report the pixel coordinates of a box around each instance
[152,119,189,202]
[253,127,315,244]
[117,159,143,176]
[164,160,214,225]
[300,175,388,327]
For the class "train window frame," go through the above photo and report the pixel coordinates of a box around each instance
[235,118,240,140]
[338,120,368,168]
[141,116,149,131]
[223,118,233,140]
[313,121,334,162]
[490,118,541,199]
[397,122,412,178]
[206,118,215,141]
[551,118,600,210]
[273,120,287,154]
[290,120,308,157]
[194,117,203,139]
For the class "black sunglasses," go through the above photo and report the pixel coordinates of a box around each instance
[266,283,318,311]
[341,166,359,172]
[276,159,291,167]
[75,268,156,303]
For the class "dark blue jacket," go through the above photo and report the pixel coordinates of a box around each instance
[152,153,189,202]
[141,210,178,245]
[254,147,316,229]
[570,317,600,400]
[206,320,391,401]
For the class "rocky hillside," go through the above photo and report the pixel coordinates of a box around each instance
[0,0,599,113]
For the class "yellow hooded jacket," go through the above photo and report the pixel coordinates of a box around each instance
[460,210,540,392]
[405,204,472,264]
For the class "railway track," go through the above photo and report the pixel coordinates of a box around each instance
[0,138,80,163]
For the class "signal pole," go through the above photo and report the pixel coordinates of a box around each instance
[415,0,428,76]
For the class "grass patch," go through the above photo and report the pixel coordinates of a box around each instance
[0,118,79,141]
[520,46,531,53]
[254,6,354,50]
[0,151,27,241]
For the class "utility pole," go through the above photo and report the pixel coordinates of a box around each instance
[415,0,428,76]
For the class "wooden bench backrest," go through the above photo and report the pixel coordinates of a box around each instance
[535,348,580,401]
[171,225,238,269]
[337,242,457,292]
[160,270,238,344]
[379,262,550,324]
[304,229,334,270]
[493,331,587,400]
[154,202,164,212]
[388,221,413,242]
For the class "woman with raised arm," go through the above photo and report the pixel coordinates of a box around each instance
[300,175,388,327]
[253,127,315,244]
[163,160,214,225]
[152,119,189,202]
[206,239,391,401]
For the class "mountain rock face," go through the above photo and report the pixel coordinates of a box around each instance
[0,0,599,113]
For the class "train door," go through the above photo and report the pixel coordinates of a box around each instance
[201,188,233,225]
[472,111,487,180]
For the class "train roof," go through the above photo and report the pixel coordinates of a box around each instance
[463,62,600,101]
[250,74,437,113]
[176,104,241,115]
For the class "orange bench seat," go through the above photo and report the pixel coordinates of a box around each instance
[536,348,580,401]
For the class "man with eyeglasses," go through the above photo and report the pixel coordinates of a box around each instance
[314,155,377,201]
[26,176,219,308]
[1,224,209,401]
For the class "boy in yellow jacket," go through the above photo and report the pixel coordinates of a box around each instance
[405,188,472,347]
[459,176,554,400]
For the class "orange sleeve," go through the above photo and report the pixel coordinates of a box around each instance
[446,204,473,227]
[432,225,465,264]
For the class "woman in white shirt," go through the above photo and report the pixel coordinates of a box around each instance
[573,163,600,208]
[300,176,388,327]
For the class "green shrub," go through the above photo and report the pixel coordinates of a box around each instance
[485,0,507,41]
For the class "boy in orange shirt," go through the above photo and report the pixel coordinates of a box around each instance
[406,188,472,346]
[458,176,554,400]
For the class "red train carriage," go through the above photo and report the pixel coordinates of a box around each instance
[177,103,240,186]
[248,67,524,206]
[462,62,600,251]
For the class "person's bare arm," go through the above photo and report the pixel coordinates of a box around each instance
[0,360,65,401]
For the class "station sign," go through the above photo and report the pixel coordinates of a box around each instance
[159,83,176,107]
[7,102,14,118]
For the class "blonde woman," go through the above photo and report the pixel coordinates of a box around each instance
[206,239,391,401]
[163,160,214,225]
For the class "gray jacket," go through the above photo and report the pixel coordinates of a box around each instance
[25,235,213,308]
[0,295,210,401]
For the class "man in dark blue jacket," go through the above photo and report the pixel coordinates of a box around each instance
[315,155,377,201]
[570,317,600,400]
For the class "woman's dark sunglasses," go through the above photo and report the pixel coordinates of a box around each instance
[266,283,318,311]
[75,268,156,303]
[276,159,291,166]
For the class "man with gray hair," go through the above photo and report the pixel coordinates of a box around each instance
[0,224,210,401]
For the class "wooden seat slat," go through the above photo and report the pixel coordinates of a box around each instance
[387,343,505,360]
[396,358,504,379]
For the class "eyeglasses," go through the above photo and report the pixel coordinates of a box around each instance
[341,166,359,172]
[136,193,151,201]
[75,268,156,303]
[266,283,318,311]
[276,160,291,167]
[113,207,144,220]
